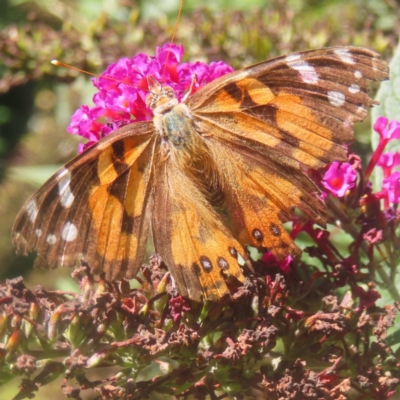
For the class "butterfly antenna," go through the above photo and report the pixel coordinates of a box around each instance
[162,0,185,81]
[51,60,145,91]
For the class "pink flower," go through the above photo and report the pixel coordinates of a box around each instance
[373,117,400,141]
[322,162,357,197]
[67,105,104,140]
[383,171,400,204]
[364,117,400,181]
[67,44,234,152]
[377,152,400,178]
[262,252,292,274]
[177,61,234,92]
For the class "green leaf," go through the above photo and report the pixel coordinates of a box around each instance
[371,41,400,190]
[385,327,400,347]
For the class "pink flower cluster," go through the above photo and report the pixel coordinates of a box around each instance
[67,44,234,152]
[321,117,400,205]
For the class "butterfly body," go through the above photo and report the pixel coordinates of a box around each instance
[149,79,223,205]
[13,47,389,301]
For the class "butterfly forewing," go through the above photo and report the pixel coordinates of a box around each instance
[13,122,155,279]
[189,47,389,170]
[84,136,156,279]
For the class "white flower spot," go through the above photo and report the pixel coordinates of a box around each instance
[333,48,355,64]
[26,199,38,222]
[47,234,57,245]
[349,84,360,94]
[328,90,345,107]
[287,59,318,84]
[354,70,363,79]
[58,170,74,208]
[35,229,42,237]
[62,222,78,242]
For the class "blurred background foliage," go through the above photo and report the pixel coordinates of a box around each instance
[0,0,399,397]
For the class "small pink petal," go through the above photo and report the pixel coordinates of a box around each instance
[322,162,357,197]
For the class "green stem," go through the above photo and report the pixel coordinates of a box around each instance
[375,258,400,301]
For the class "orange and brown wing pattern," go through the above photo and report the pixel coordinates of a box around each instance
[207,136,325,260]
[151,150,250,302]
[189,47,389,170]
[12,122,156,280]
[187,46,388,258]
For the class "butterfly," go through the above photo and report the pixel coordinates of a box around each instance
[12,47,389,302]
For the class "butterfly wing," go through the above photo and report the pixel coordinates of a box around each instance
[189,46,388,170]
[12,122,156,280]
[206,137,324,259]
[188,47,388,257]
[151,146,249,302]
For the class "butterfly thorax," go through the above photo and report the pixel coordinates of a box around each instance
[147,81,224,206]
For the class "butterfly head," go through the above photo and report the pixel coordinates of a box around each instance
[146,75,179,115]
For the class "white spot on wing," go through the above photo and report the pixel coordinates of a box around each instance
[356,106,365,115]
[333,48,355,64]
[286,58,318,84]
[62,222,78,242]
[354,70,362,79]
[58,168,69,179]
[58,170,75,209]
[285,54,301,62]
[47,234,57,245]
[26,199,38,222]
[234,70,250,80]
[349,84,360,94]
[327,90,345,107]
[35,229,42,237]
[201,258,212,270]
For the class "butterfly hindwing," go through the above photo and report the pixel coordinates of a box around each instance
[151,148,249,302]
[12,123,155,279]
[207,136,325,260]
